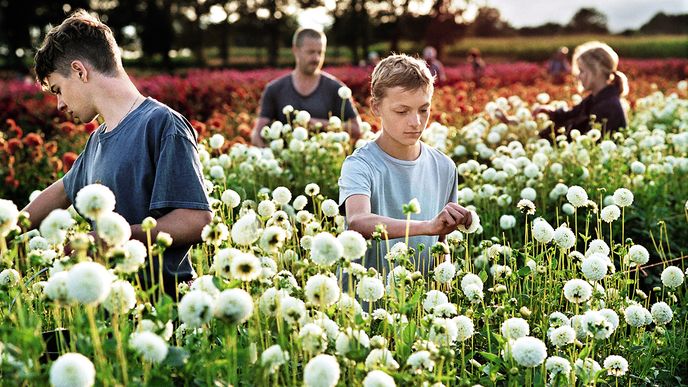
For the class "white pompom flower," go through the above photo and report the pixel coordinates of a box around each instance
[660,266,684,288]
[74,183,116,221]
[612,188,634,207]
[511,336,547,367]
[230,252,262,282]
[129,331,168,364]
[66,262,113,305]
[272,186,292,206]
[553,223,575,250]
[49,352,96,387]
[40,209,75,245]
[231,211,260,246]
[96,212,131,246]
[305,274,341,306]
[178,290,214,328]
[566,186,588,208]
[337,230,367,261]
[310,232,343,267]
[214,288,254,324]
[531,217,554,244]
[563,279,593,303]
[303,354,340,387]
[456,210,480,234]
[261,344,289,374]
[357,276,385,302]
[0,198,19,237]
[338,86,352,100]
[650,301,673,325]
[102,280,137,314]
[501,317,530,340]
[581,254,609,281]
[362,370,396,387]
[600,204,621,223]
[626,245,649,266]
[603,355,628,377]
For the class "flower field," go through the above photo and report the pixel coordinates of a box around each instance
[0,60,687,386]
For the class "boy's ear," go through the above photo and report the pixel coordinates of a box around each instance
[70,60,88,82]
[371,98,381,117]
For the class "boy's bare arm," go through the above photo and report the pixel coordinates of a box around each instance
[22,179,71,229]
[345,194,471,240]
[130,208,212,248]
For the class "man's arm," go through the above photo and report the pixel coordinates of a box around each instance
[22,179,71,229]
[345,194,471,240]
[251,117,271,147]
[130,208,212,247]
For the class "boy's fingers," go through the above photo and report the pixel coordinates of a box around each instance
[464,211,473,227]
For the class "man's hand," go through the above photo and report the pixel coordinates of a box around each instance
[427,203,473,235]
[251,128,266,147]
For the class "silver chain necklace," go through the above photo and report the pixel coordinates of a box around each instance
[108,95,141,132]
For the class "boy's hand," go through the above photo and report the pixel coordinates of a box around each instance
[428,203,472,235]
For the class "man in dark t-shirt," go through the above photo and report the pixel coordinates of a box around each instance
[251,28,362,147]
[24,10,212,297]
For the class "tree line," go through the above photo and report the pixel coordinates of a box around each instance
[1,0,685,72]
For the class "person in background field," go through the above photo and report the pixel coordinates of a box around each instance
[25,9,212,297]
[338,54,474,277]
[423,46,447,83]
[467,48,485,87]
[548,46,571,84]
[251,28,362,147]
[535,41,628,139]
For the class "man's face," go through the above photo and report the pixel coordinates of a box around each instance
[293,37,325,76]
[46,71,97,123]
[373,86,432,147]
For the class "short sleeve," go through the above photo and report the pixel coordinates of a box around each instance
[448,167,458,203]
[338,157,372,207]
[258,83,277,120]
[150,128,210,215]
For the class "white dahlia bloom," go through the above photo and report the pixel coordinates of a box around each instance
[627,245,649,266]
[231,211,260,246]
[566,186,588,208]
[190,275,220,297]
[363,370,396,387]
[365,348,400,370]
[45,271,71,303]
[230,252,262,282]
[66,262,113,305]
[548,325,575,347]
[624,304,649,328]
[40,209,75,244]
[129,331,168,364]
[612,188,634,207]
[321,199,339,217]
[603,355,628,377]
[337,230,367,260]
[600,204,621,223]
[423,290,449,312]
[406,350,434,374]
[214,288,254,324]
[501,317,530,340]
[272,186,292,206]
[338,86,352,99]
[310,232,343,267]
[456,210,480,234]
[0,268,20,289]
[305,274,340,306]
[581,254,609,281]
[511,336,547,367]
[357,276,385,302]
[553,224,575,250]
[429,318,458,346]
[261,344,289,374]
[434,260,456,284]
[221,189,241,208]
[293,195,308,210]
[0,199,19,236]
[117,239,147,274]
[96,212,131,246]
[304,354,340,387]
[336,328,370,356]
[280,296,307,326]
[650,301,673,325]
[49,353,95,387]
[532,217,554,244]
[660,266,684,288]
[102,280,136,314]
[178,290,214,328]
[74,184,116,220]
[546,356,572,378]
[563,279,593,303]
[454,315,474,342]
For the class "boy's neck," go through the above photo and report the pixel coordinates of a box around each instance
[375,134,421,161]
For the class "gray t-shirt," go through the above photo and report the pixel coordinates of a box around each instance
[259,72,358,123]
[338,141,458,275]
[63,97,210,288]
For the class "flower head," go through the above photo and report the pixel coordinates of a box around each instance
[563,279,593,303]
[566,186,588,208]
[660,266,684,288]
[310,232,343,267]
[304,354,340,387]
[67,262,113,305]
[214,288,254,324]
[511,336,547,367]
[74,184,116,221]
[50,353,96,387]
[305,274,340,306]
[178,290,214,328]
[40,209,75,244]
[612,188,633,207]
[0,199,19,237]
[129,331,168,364]
[362,370,396,387]
[603,355,628,377]
[96,212,131,246]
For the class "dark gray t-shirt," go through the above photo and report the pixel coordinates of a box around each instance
[338,141,458,275]
[259,72,358,123]
[63,97,210,286]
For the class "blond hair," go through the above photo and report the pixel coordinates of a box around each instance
[572,41,628,97]
[370,54,434,102]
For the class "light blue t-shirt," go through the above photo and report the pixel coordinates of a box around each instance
[338,140,458,275]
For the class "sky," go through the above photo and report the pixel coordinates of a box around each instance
[297,0,688,33]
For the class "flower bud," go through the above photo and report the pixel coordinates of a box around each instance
[142,217,157,231]
[519,306,531,318]
[156,232,173,248]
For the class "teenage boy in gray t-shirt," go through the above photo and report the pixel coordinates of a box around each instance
[24,10,212,296]
[339,54,473,275]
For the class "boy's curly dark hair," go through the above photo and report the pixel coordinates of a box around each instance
[34,9,119,87]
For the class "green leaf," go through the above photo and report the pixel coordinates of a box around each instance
[517,266,531,277]
[479,270,488,283]
[479,351,501,364]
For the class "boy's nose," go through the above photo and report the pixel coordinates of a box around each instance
[57,97,67,112]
